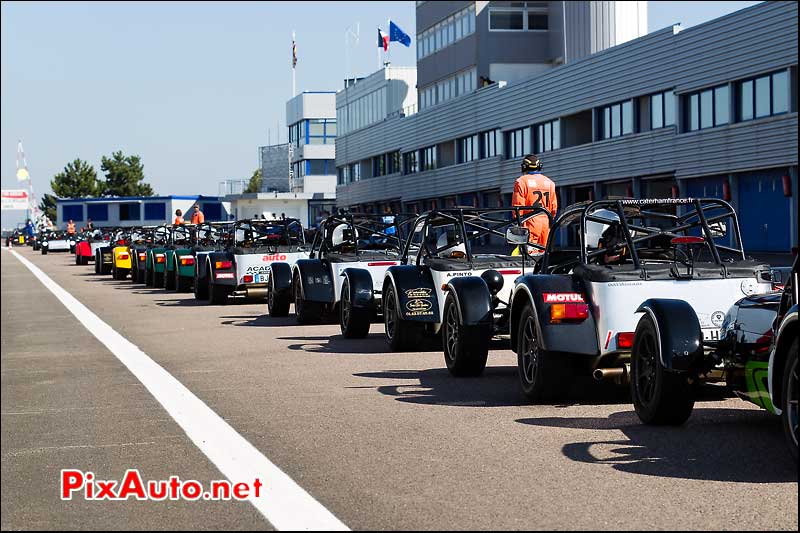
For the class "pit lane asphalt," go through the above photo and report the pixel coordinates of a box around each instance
[2,247,797,530]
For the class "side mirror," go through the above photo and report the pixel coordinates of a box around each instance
[709,221,727,238]
[506,226,530,245]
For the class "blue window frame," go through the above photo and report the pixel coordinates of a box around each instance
[86,203,108,221]
[306,119,337,145]
[62,204,84,222]
[144,203,166,220]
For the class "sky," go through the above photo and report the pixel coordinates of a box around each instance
[1,1,763,227]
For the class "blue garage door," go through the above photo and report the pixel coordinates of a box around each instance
[201,202,223,221]
[685,175,732,247]
[737,169,791,252]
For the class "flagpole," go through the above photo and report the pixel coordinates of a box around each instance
[292,30,297,97]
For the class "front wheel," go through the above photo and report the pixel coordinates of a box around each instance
[516,303,569,402]
[340,278,371,338]
[780,339,798,462]
[442,293,490,376]
[630,314,695,425]
[383,284,423,352]
[267,275,290,317]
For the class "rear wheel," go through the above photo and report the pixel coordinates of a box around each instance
[145,265,154,287]
[153,270,164,288]
[383,284,423,352]
[164,261,176,290]
[207,271,230,305]
[294,272,322,324]
[516,303,568,402]
[41,248,48,255]
[175,267,191,292]
[340,278,371,338]
[631,314,695,425]
[94,253,100,274]
[267,274,290,317]
[194,267,209,300]
[442,293,490,376]
[781,339,798,462]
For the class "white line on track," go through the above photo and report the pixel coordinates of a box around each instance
[5,248,349,531]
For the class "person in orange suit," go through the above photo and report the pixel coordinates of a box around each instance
[511,154,558,248]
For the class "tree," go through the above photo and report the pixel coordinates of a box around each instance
[51,158,102,198]
[38,193,58,223]
[244,169,262,193]
[100,151,154,197]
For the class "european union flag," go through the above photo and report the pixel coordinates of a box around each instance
[389,20,411,47]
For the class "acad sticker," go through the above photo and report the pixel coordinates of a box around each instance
[405,288,432,299]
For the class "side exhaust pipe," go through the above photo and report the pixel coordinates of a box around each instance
[593,364,631,385]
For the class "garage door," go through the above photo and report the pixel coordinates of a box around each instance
[737,169,791,252]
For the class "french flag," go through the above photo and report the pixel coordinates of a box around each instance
[377,28,389,51]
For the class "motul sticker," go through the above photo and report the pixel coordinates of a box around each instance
[543,293,584,303]
[262,254,287,262]
[215,273,234,279]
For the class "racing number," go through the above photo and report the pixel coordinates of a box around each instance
[531,191,550,208]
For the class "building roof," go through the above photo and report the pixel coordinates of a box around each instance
[56,195,224,204]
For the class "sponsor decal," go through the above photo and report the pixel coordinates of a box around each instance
[543,293,584,303]
[446,272,471,278]
[215,273,235,279]
[405,288,432,299]
[262,254,287,262]
[607,282,642,287]
[710,311,725,328]
[245,265,271,274]
[406,299,433,313]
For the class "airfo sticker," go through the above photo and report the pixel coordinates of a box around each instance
[406,288,432,298]
[406,299,433,313]
[710,311,726,327]
[543,293,584,303]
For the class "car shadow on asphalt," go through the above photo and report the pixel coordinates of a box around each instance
[275,333,397,354]
[516,408,798,483]
[155,297,208,307]
[351,369,639,408]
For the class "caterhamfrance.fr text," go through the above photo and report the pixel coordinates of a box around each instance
[61,469,264,501]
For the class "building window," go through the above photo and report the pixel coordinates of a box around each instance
[62,205,83,222]
[489,4,548,31]
[289,122,302,147]
[337,166,350,186]
[372,155,386,177]
[481,129,502,158]
[403,151,419,175]
[601,100,635,139]
[351,163,361,182]
[86,203,108,222]
[422,146,437,171]
[650,90,676,129]
[535,119,560,153]
[418,5,475,60]
[458,134,479,163]
[506,127,531,159]
[144,203,166,221]
[308,159,335,175]
[119,202,140,221]
[686,85,730,131]
[739,70,790,122]
[388,151,401,174]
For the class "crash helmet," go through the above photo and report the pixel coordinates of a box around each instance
[584,209,620,250]
[435,230,467,258]
[330,223,355,248]
[521,154,542,173]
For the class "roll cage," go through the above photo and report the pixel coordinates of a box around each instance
[194,221,234,247]
[309,212,414,258]
[540,198,747,274]
[229,218,305,249]
[402,206,553,266]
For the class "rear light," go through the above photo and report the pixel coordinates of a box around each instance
[616,332,635,349]
[549,303,590,323]
[180,256,195,266]
[117,240,125,245]
[118,253,130,260]
[367,261,398,266]
[155,254,165,264]
[139,253,146,261]
[215,260,232,269]
[498,269,522,275]
[671,236,705,245]
[243,275,254,283]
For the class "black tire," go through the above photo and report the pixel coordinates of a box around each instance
[207,268,230,305]
[780,339,798,462]
[153,270,164,288]
[176,268,191,292]
[113,267,128,280]
[145,265,154,287]
[383,284,423,352]
[41,248,48,255]
[75,253,81,265]
[442,293,490,377]
[267,274,290,317]
[164,261,177,290]
[340,278,371,338]
[194,266,209,300]
[630,314,695,425]
[516,302,570,402]
[294,272,322,324]
[94,253,100,274]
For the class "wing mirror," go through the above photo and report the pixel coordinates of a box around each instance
[506,226,530,245]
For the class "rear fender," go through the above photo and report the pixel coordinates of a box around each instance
[207,251,236,286]
[636,299,704,372]
[342,268,376,309]
[511,275,598,355]
[270,262,293,292]
[445,277,493,326]
[295,259,334,303]
[385,265,438,323]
